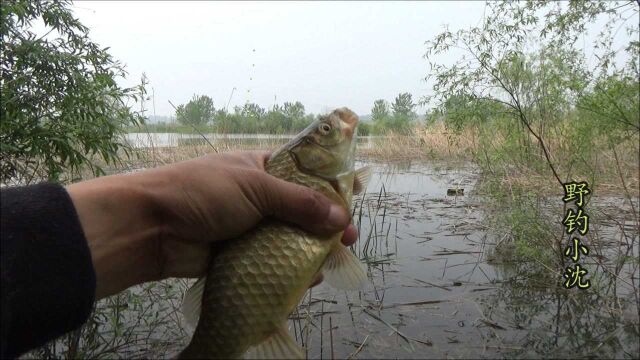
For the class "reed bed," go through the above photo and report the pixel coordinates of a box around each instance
[357,124,475,162]
[121,121,639,199]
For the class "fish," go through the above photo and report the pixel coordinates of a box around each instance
[179,107,370,359]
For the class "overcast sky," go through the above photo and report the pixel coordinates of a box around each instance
[71,1,488,117]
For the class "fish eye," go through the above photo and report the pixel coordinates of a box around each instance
[319,123,332,135]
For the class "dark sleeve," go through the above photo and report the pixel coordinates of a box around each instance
[1,183,96,359]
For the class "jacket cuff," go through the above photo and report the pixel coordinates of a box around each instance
[1,182,96,358]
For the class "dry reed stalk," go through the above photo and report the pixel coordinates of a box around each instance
[105,123,638,199]
[329,316,334,360]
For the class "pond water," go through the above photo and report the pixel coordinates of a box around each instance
[280,160,639,360]
[157,159,499,359]
[33,156,638,359]
[287,160,508,359]
[282,160,638,360]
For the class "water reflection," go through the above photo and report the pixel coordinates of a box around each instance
[478,266,639,358]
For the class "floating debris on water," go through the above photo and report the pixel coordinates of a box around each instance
[447,188,464,196]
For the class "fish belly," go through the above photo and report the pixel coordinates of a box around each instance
[181,221,336,359]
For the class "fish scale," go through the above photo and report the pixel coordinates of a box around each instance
[182,227,333,358]
[180,108,364,359]
[181,140,342,359]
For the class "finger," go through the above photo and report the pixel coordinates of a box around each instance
[242,150,271,169]
[341,224,358,247]
[255,173,351,235]
[219,151,271,170]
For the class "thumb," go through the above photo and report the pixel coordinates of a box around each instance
[253,172,351,235]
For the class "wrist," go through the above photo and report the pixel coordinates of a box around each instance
[67,171,166,299]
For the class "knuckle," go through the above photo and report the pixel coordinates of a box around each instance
[298,189,325,217]
[254,172,282,216]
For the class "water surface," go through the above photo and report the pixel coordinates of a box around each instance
[35,157,637,359]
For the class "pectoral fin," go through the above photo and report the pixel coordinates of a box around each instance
[322,245,367,290]
[353,166,372,195]
[181,277,206,329]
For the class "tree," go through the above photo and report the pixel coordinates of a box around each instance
[176,95,215,127]
[358,121,371,136]
[240,102,265,119]
[371,99,389,123]
[282,101,305,122]
[423,0,638,185]
[264,107,288,133]
[423,108,441,127]
[385,93,416,132]
[1,0,146,184]
[238,102,265,133]
[213,107,244,133]
[577,75,640,139]
[209,100,311,134]
[391,93,416,118]
[295,114,315,132]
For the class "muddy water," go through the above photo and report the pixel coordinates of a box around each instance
[39,158,636,359]
[157,159,507,359]
[291,160,639,359]
[291,160,510,359]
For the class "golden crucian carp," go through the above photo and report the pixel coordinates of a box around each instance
[179,107,370,359]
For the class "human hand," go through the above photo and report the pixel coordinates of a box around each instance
[67,151,357,299]
[146,151,357,281]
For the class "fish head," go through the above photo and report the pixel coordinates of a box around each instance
[287,107,359,206]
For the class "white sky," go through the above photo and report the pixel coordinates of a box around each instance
[72,1,488,117]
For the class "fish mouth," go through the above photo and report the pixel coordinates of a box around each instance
[333,107,359,140]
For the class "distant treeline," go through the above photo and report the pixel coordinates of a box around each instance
[136,92,424,135]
